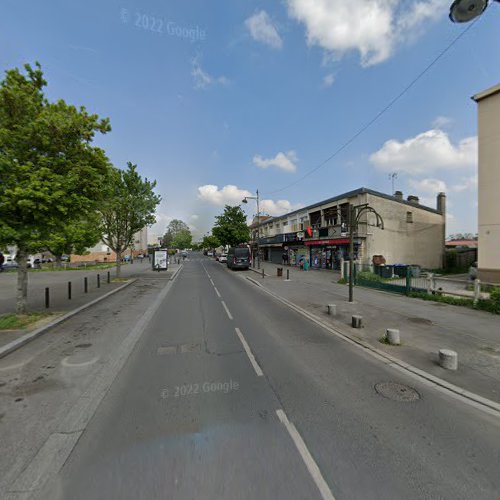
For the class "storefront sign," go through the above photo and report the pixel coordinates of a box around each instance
[304,238,350,246]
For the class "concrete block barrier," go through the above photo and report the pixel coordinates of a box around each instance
[439,349,458,370]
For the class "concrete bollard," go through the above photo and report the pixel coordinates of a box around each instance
[439,349,458,370]
[386,328,400,345]
[327,304,337,316]
[352,315,363,328]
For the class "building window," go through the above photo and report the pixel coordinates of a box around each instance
[406,211,413,223]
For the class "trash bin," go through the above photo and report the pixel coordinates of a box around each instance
[409,265,421,278]
[277,267,283,277]
[380,265,393,279]
[393,265,408,278]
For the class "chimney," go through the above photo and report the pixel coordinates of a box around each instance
[407,195,419,204]
[394,190,403,201]
[437,192,446,215]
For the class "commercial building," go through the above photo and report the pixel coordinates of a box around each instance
[255,188,446,270]
[472,84,500,283]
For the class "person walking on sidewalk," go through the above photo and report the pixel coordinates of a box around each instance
[282,250,288,266]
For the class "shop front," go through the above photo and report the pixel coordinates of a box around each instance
[305,238,359,270]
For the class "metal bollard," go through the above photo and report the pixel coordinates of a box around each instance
[262,269,265,279]
[352,315,363,328]
[107,271,111,284]
[45,287,50,309]
[287,269,290,280]
[68,281,72,300]
[97,274,100,288]
[84,277,88,293]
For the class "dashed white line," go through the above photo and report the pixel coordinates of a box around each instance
[214,287,221,298]
[221,301,233,320]
[234,327,263,377]
[276,409,335,500]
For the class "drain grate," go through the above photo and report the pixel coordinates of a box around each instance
[375,382,420,402]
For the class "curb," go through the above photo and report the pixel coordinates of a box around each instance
[0,279,137,360]
[250,268,269,277]
[245,278,500,417]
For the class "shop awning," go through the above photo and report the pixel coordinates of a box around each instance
[304,238,350,246]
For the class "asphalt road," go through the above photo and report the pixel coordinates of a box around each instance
[40,257,500,500]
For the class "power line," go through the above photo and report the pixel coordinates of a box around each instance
[264,18,480,196]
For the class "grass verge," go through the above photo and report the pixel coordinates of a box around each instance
[0,312,53,330]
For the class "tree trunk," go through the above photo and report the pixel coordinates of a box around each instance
[116,250,122,278]
[55,254,63,269]
[16,248,28,315]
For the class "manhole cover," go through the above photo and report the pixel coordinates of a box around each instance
[75,343,92,349]
[375,382,420,402]
[407,317,433,325]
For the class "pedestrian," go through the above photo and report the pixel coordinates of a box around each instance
[0,252,4,272]
[282,251,288,266]
[299,257,304,271]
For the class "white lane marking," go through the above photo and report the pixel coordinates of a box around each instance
[221,301,233,320]
[61,356,99,368]
[276,409,335,500]
[209,279,215,286]
[234,327,263,377]
[214,287,221,298]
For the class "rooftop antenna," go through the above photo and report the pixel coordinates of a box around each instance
[389,173,398,195]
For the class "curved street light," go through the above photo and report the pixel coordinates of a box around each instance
[449,0,499,22]
[242,190,261,269]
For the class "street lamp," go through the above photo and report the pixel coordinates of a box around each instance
[242,189,260,269]
[449,0,498,22]
[348,204,384,303]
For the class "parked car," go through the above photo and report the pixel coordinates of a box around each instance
[469,261,478,280]
[227,247,251,270]
[1,260,18,271]
[219,254,227,263]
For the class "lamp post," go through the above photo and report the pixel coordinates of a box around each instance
[449,0,499,22]
[242,190,260,269]
[348,203,384,303]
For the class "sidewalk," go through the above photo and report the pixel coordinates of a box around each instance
[0,261,180,350]
[249,262,500,405]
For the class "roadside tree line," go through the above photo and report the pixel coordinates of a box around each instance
[0,63,161,313]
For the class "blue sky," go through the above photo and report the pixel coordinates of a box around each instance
[1,0,499,240]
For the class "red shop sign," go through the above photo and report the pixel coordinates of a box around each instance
[304,238,350,246]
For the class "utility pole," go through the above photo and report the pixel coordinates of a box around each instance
[242,189,261,269]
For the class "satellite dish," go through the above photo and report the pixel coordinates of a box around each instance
[449,0,489,22]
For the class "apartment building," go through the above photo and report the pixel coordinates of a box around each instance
[472,83,500,283]
[256,188,446,270]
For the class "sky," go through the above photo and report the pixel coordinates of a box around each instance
[1,0,499,241]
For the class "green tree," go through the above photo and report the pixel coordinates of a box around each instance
[163,219,192,250]
[0,63,112,313]
[212,205,249,247]
[43,213,103,267]
[100,162,161,277]
[202,235,220,250]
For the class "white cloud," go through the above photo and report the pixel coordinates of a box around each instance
[253,150,298,173]
[322,73,335,88]
[451,175,477,192]
[432,116,453,129]
[245,10,283,49]
[408,178,447,194]
[197,184,252,206]
[370,129,477,174]
[191,55,229,90]
[286,0,442,67]
[190,214,199,220]
[260,199,304,216]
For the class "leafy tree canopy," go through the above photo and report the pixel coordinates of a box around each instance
[212,205,249,247]
[163,219,192,249]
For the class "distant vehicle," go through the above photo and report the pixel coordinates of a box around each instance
[2,261,19,270]
[219,254,227,263]
[207,251,213,257]
[227,246,250,270]
[469,261,478,280]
